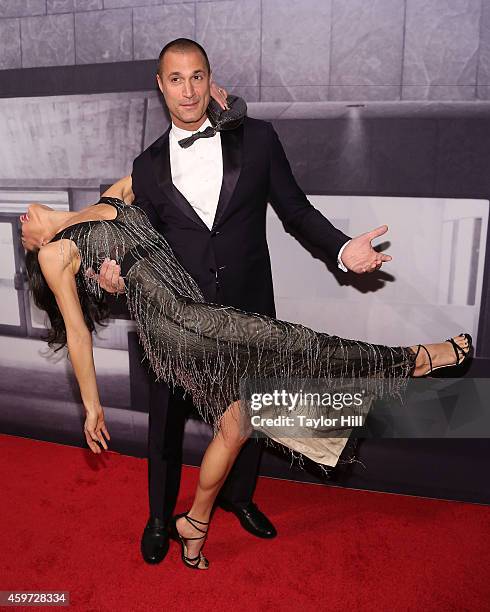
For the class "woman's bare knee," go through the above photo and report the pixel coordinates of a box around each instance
[218,401,250,450]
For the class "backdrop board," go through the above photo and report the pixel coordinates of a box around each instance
[1,91,490,502]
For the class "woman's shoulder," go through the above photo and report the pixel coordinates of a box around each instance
[38,239,80,274]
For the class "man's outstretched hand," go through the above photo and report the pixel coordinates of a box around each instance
[341,225,392,274]
[86,258,126,294]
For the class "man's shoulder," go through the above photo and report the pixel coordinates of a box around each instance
[243,115,273,135]
[241,116,276,151]
[134,127,170,167]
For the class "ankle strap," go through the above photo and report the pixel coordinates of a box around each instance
[417,344,433,373]
[185,514,209,535]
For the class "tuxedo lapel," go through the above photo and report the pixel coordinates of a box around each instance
[212,124,244,229]
[150,123,244,231]
[150,127,209,230]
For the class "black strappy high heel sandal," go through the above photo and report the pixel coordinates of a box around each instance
[169,513,209,570]
[414,333,472,376]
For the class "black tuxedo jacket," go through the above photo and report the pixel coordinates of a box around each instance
[131,116,350,317]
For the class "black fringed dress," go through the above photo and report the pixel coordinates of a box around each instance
[49,197,416,467]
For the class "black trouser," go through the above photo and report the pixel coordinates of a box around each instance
[148,377,263,523]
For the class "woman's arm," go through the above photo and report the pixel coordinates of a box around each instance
[39,242,110,454]
[101,175,134,204]
[83,177,134,294]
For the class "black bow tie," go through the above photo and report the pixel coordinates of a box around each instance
[178,126,217,148]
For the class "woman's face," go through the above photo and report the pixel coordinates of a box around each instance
[20,203,52,251]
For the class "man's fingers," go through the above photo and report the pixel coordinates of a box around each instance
[103,260,119,288]
[354,252,391,274]
[364,225,388,241]
[98,258,113,290]
[117,276,126,294]
[99,259,124,293]
[110,264,121,289]
[85,267,98,281]
[98,258,111,275]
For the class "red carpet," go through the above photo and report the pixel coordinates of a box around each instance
[1,433,489,612]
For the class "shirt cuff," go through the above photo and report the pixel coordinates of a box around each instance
[337,240,351,273]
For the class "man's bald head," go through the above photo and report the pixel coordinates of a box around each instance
[158,38,210,77]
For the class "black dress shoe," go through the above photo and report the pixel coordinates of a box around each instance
[218,501,277,539]
[141,516,170,564]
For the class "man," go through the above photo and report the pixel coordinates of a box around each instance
[100,38,391,565]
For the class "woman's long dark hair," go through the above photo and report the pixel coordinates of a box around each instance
[25,249,110,351]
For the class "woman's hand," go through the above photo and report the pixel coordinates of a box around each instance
[84,406,110,454]
[210,80,229,110]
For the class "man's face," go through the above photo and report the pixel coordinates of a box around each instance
[157,49,211,131]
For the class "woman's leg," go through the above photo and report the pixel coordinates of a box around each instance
[175,400,250,566]
[172,335,471,567]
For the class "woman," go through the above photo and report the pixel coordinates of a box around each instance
[22,191,471,570]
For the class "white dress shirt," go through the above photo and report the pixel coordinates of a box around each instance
[169,117,350,270]
[169,117,223,230]
[337,240,350,272]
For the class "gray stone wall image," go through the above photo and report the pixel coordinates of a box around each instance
[1,0,490,102]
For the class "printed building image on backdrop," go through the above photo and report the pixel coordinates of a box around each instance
[0,0,490,492]
[0,91,489,469]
